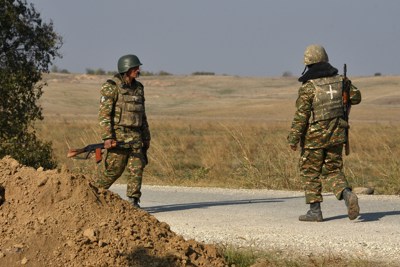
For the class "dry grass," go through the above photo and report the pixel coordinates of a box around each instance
[36,73,400,195]
[223,244,384,267]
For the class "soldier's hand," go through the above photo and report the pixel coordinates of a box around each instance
[104,139,117,149]
[290,144,297,151]
[143,140,150,150]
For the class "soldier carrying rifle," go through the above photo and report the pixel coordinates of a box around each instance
[287,44,362,222]
[94,54,151,208]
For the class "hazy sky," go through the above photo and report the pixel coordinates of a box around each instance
[29,0,400,77]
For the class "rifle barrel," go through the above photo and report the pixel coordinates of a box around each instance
[67,141,138,159]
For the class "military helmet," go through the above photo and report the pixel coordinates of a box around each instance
[117,54,142,73]
[303,44,329,65]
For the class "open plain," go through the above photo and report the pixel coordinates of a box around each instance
[33,73,400,265]
[39,73,400,123]
[38,73,400,194]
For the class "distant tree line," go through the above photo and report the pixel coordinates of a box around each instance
[51,65,70,74]
[192,71,215,76]
[52,67,221,76]
[50,66,386,78]
[85,68,115,76]
[282,71,293,77]
[84,68,173,76]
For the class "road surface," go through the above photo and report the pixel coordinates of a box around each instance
[110,184,400,264]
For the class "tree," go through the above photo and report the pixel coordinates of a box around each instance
[0,0,62,169]
[282,71,293,77]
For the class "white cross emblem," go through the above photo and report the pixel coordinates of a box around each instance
[327,85,337,99]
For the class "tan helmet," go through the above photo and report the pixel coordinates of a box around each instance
[303,44,329,65]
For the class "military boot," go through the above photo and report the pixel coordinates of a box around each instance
[342,188,359,220]
[128,197,140,208]
[299,202,323,222]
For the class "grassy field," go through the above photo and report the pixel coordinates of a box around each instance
[37,73,400,195]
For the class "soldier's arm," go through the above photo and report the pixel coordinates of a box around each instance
[140,89,151,147]
[141,113,151,142]
[99,82,117,140]
[287,82,314,146]
[349,83,361,105]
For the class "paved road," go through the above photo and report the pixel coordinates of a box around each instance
[110,185,400,264]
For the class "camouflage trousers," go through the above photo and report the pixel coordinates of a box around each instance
[95,146,145,199]
[299,144,349,204]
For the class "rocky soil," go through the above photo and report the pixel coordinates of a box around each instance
[0,156,227,266]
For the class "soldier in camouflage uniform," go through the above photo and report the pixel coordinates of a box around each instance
[95,54,151,208]
[287,45,361,222]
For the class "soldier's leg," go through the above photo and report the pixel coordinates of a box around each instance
[126,153,145,200]
[300,148,325,204]
[323,145,349,200]
[299,148,325,221]
[95,148,129,189]
[324,145,359,220]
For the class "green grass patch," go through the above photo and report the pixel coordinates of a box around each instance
[222,245,388,267]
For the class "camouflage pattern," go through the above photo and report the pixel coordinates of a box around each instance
[95,146,145,199]
[288,76,361,204]
[115,81,145,128]
[95,74,150,199]
[311,76,344,122]
[98,75,150,141]
[299,145,349,203]
[303,44,329,65]
[287,79,361,149]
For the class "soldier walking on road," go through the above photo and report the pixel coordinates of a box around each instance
[287,45,361,222]
[95,54,151,208]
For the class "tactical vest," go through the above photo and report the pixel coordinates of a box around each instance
[110,78,145,128]
[310,76,344,122]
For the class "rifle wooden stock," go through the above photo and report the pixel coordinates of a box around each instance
[67,142,105,162]
[67,141,122,158]
[95,148,102,163]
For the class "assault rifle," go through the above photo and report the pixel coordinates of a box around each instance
[342,64,351,155]
[67,140,148,164]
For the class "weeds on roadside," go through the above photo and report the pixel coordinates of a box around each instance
[222,245,387,267]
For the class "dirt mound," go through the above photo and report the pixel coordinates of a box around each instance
[0,156,227,267]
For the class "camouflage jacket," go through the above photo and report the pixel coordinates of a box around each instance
[287,76,361,149]
[98,75,151,143]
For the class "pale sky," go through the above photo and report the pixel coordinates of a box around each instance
[30,0,400,77]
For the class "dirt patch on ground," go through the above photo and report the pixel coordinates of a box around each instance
[0,156,227,266]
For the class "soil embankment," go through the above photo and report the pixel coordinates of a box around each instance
[0,156,226,266]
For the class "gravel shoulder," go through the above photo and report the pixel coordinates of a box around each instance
[111,184,400,264]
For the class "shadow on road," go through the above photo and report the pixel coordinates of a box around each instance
[324,210,400,222]
[144,196,302,213]
[358,210,400,222]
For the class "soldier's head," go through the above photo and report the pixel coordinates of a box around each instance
[303,44,329,66]
[118,54,142,74]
